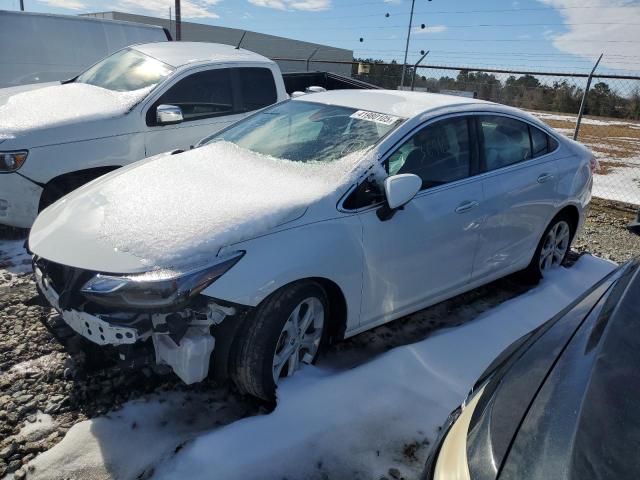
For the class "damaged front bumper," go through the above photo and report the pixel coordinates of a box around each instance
[0,171,42,228]
[34,257,239,384]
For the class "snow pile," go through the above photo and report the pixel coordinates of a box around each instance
[26,256,615,480]
[0,83,150,135]
[27,390,253,480]
[97,141,367,266]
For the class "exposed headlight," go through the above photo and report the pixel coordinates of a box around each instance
[431,386,487,480]
[0,151,28,172]
[80,251,244,311]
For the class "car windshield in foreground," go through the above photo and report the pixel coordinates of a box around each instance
[207,100,404,163]
[75,48,174,92]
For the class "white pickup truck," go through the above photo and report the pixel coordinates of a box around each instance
[0,42,288,228]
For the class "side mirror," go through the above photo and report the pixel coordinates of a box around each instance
[156,104,183,125]
[628,209,640,236]
[377,173,422,221]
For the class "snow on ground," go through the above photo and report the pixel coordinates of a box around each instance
[16,413,56,443]
[0,238,31,288]
[532,111,639,128]
[592,163,640,205]
[25,255,615,480]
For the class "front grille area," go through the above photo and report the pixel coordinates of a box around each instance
[34,256,94,310]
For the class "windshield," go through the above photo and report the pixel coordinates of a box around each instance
[76,48,174,92]
[206,100,404,163]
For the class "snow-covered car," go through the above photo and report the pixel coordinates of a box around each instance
[0,42,287,228]
[422,254,640,480]
[29,90,596,400]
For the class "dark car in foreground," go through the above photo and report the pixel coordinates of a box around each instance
[423,247,640,480]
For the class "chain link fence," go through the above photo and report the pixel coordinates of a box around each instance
[277,57,640,206]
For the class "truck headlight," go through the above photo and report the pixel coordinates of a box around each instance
[80,251,244,311]
[0,151,28,172]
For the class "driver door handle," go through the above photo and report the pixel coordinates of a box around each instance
[537,173,554,183]
[455,200,479,214]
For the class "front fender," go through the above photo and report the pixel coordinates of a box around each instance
[201,215,364,331]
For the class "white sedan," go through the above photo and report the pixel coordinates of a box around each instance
[29,90,595,400]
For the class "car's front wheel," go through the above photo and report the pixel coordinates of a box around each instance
[230,281,328,400]
[522,213,574,283]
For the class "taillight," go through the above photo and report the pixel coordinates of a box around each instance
[589,156,599,175]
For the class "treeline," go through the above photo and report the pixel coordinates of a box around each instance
[352,59,640,120]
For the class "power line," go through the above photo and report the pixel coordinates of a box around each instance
[258,21,640,30]
[349,37,640,43]
[283,3,640,21]
[353,48,640,59]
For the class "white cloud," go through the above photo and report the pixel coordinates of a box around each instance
[413,24,447,34]
[384,0,402,4]
[115,0,221,19]
[248,0,286,9]
[248,0,331,11]
[537,0,640,72]
[37,0,86,9]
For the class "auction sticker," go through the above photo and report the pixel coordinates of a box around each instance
[350,110,401,125]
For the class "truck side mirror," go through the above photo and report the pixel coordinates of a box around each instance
[156,104,183,125]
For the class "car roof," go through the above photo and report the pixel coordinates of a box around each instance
[131,42,274,68]
[292,89,492,119]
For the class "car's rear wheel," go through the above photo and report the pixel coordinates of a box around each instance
[522,214,574,283]
[230,281,327,400]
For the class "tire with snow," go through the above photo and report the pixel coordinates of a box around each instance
[521,213,575,284]
[230,281,328,401]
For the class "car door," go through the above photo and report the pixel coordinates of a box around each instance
[355,115,486,327]
[144,66,277,156]
[472,114,560,279]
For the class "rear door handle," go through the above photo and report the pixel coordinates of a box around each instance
[537,173,554,183]
[455,200,479,214]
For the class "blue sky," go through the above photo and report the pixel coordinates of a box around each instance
[2,0,639,74]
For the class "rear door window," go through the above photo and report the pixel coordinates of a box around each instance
[237,68,277,112]
[479,115,532,171]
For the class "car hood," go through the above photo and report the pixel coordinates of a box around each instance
[30,142,361,273]
[0,83,149,148]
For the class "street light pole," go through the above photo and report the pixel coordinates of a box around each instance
[399,0,416,88]
[20,0,24,11]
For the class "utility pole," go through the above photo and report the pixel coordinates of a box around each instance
[399,0,416,88]
[169,7,172,40]
[20,0,24,11]
[174,0,182,41]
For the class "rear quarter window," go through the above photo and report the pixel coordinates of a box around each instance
[530,125,558,158]
[238,68,277,112]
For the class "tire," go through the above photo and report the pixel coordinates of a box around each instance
[230,281,328,401]
[521,213,575,284]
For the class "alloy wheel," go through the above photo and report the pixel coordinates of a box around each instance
[272,297,325,383]
[539,220,571,274]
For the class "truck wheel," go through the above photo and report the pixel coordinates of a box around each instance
[38,168,117,212]
[230,281,328,401]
